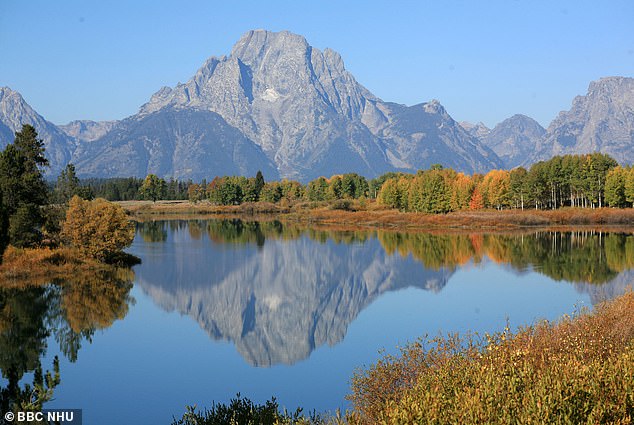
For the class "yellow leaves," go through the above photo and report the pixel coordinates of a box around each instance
[61,196,134,260]
[479,169,512,209]
[348,292,634,424]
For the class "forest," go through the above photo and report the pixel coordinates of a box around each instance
[96,152,634,214]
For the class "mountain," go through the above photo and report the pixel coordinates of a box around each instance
[2,32,632,180]
[459,121,491,139]
[0,87,75,176]
[533,77,634,165]
[482,114,546,169]
[80,30,501,181]
[59,120,117,143]
[74,108,278,180]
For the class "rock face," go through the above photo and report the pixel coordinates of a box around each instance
[0,87,75,176]
[74,108,279,180]
[533,77,634,165]
[104,29,501,181]
[1,33,632,180]
[460,121,491,140]
[59,120,117,143]
[482,114,546,169]
[367,100,501,172]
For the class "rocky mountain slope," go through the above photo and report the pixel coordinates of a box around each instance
[532,77,634,164]
[481,114,546,169]
[80,30,501,181]
[464,77,634,169]
[0,87,75,176]
[59,119,117,143]
[459,121,491,140]
[1,32,632,180]
[74,108,279,180]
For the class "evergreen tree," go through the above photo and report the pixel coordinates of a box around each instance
[306,177,329,201]
[0,190,7,256]
[509,167,527,210]
[0,125,49,248]
[55,163,88,203]
[255,170,265,200]
[625,168,634,206]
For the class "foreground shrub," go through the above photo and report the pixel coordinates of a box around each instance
[171,394,326,425]
[330,199,354,211]
[348,292,634,424]
[61,196,134,261]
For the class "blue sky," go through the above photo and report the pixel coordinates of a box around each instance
[1,0,632,128]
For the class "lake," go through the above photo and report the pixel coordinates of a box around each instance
[1,219,632,424]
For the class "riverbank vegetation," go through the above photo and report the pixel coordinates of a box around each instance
[0,125,136,275]
[123,199,634,229]
[347,290,634,424]
[170,291,634,424]
[90,152,634,214]
[94,152,634,228]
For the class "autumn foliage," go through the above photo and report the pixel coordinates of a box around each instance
[376,153,620,213]
[348,291,634,424]
[61,196,134,260]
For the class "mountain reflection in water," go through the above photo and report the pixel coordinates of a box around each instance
[133,220,634,366]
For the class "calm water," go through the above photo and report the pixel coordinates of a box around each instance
[1,220,633,424]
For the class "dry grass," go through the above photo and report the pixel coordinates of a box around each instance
[120,200,634,230]
[0,245,118,288]
[347,291,634,424]
[120,200,289,216]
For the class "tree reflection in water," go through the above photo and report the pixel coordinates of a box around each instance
[134,220,634,366]
[148,218,634,284]
[0,268,134,414]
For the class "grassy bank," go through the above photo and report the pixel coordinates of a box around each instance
[348,291,634,424]
[0,245,137,288]
[172,291,634,424]
[121,199,634,229]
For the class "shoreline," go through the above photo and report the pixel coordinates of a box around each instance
[120,200,634,231]
[0,246,138,288]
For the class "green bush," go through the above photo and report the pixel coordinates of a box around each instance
[171,394,325,425]
[330,199,354,211]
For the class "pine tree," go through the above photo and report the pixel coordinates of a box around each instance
[255,170,265,200]
[0,125,49,248]
[55,163,81,203]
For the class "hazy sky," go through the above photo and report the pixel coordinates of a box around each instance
[1,0,632,127]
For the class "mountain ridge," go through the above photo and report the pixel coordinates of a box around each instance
[68,29,504,181]
[0,31,632,180]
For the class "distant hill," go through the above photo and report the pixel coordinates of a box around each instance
[466,77,634,169]
[74,108,279,180]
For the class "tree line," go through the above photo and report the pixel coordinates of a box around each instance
[0,126,629,249]
[377,153,623,212]
[141,152,625,212]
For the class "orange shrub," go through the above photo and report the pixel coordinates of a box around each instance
[61,196,134,260]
